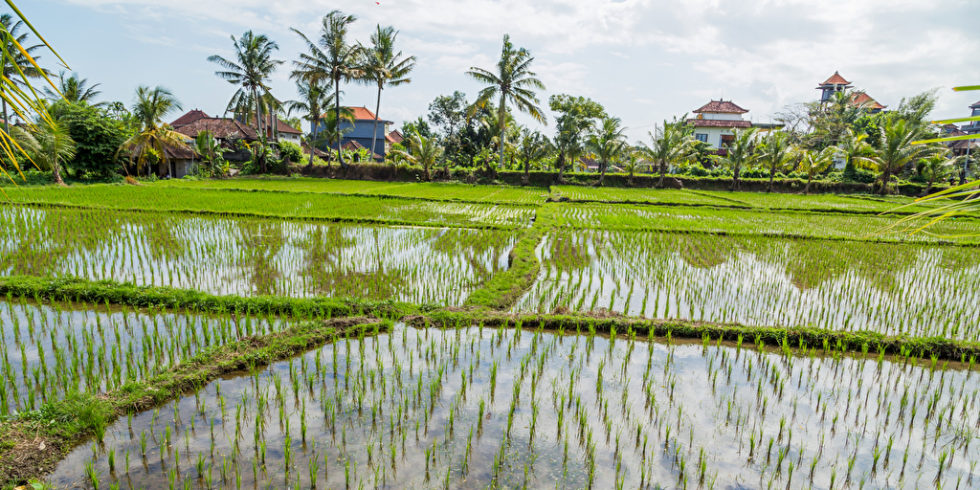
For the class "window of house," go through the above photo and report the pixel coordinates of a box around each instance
[695,133,708,142]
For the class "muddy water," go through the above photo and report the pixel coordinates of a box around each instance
[48,323,978,488]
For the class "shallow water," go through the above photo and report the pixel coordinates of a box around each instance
[0,299,288,414]
[516,230,980,339]
[0,206,515,306]
[48,323,980,489]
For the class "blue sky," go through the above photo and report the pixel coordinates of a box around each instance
[19,0,980,142]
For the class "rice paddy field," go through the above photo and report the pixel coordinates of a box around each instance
[0,177,978,489]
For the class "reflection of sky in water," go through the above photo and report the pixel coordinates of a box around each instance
[49,323,977,489]
[516,231,980,339]
[0,300,286,414]
[0,207,516,306]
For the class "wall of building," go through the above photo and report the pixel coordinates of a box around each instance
[691,127,734,148]
[315,119,392,156]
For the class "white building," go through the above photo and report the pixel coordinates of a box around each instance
[685,99,752,150]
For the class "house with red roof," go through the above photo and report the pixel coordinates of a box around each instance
[317,106,394,160]
[817,72,886,113]
[685,99,753,150]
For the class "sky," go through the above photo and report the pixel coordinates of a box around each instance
[18,0,980,143]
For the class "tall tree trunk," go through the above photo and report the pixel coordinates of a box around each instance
[523,158,530,186]
[497,97,506,172]
[732,165,740,191]
[371,84,382,163]
[51,153,65,185]
[556,151,566,184]
[804,175,812,194]
[307,116,317,170]
[598,160,607,187]
[768,164,775,193]
[879,167,891,195]
[334,76,345,168]
[2,98,9,139]
[658,160,666,187]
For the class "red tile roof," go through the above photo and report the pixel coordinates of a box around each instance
[850,92,885,110]
[324,106,393,122]
[693,100,748,114]
[171,110,209,128]
[174,117,258,141]
[386,130,404,145]
[686,119,752,128]
[342,140,383,160]
[820,71,851,86]
[252,115,303,135]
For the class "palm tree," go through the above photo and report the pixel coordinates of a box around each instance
[286,80,332,169]
[836,128,873,180]
[292,10,362,167]
[917,151,958,194]
[621,148,647,186]
[758,131,795,192]
[467,34,546,170]
[858,118,935,194]
[394,130,442,180]
[208,31,283,149]
[118,86,189,177]
[717,128,759,191]
[639,117,693,188]
[797,147,836,194]
[361,25,415,161]
[516,128,550,185]
[44,72,102,105]
[312,107,355,165]
[0,13,45,135]
[195,130,227,177]
[587,116,627,186]
[15,118,74,185]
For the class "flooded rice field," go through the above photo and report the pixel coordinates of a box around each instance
[0,299,289,415]
[48,322,979,489]
[0,206,515,306]
[515,230,980,339]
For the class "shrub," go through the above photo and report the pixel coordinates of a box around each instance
[277,141,303,163]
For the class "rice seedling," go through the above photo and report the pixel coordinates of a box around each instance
[44,321,979,488]
[0,206,517,306]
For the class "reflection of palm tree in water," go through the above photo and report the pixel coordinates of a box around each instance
[235,221,286,296]
[299,226,406,299]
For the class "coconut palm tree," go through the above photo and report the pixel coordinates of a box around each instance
[621,148,647,186]
[917,151,959,193]
[797,147,836,194]
[0,13,45,135]
[312,107,355,165]
[836,128,874,180]
[639,117,693,188]
[758,131,795,192]
[716,128,759,191]
[587,116,627,186]
[393,130,442,181]
[208,31,283,142]
[516,127,550,186]
[286,80,332,169]
[44,72,102,105]
[14,118,74,185]
[118,86,189,177]
[292,10,362,167]
[360,25,415,161]
[467,34,546,171]
[859,118,935,194]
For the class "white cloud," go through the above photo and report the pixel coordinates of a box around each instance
[54,0,980,140]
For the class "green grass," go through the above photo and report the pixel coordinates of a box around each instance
[0,184,534,229]
[157,177,550,205]
[552,203,980,244]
